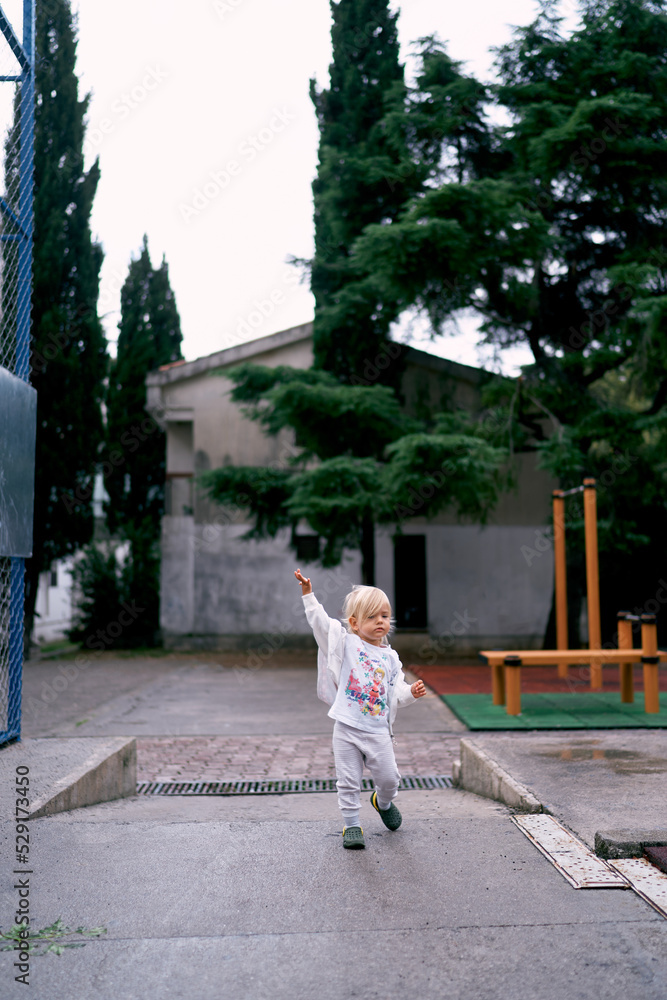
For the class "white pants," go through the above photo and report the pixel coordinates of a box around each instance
[332,720,400,826]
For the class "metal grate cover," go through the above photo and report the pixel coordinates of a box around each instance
[512,814,627,889]
[136,774,454,796]
[608,858,667,917]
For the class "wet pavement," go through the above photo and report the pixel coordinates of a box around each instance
[3,653,667,999]
[21,652,465,739]
[465,731,667,848]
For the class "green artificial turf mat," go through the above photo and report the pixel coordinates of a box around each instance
[441,691,667,729]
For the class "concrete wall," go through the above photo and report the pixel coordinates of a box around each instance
[160,517,552,652]
[160,516,195,634]
[160,517,361,650]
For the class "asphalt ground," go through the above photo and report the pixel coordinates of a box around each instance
[20,651,465,739]
[465,730,667,849]
[1,652,666,999]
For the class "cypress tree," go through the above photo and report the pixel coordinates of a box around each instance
[309,0,421,383]
[23,0,107,646]
[103,237,183,645]
[105,236,183,536]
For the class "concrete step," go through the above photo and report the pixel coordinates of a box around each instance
[1,737,136,818]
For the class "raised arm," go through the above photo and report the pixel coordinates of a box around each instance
[294,568,345,704]
[294,568,345,653]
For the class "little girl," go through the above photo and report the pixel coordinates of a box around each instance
[295,568,426,849]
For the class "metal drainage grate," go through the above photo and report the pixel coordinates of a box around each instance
[136,775,454,796]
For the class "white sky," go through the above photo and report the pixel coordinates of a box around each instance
[4,0,582,373]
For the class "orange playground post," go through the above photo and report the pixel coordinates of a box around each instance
[583,478,602,689]
[641,613,660,713]
[552,490,568,679]
[617,611,634,704]
[552,479,602,690]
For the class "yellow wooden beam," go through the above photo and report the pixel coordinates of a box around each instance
[480,648,667,667]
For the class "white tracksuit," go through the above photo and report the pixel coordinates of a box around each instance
[302,592,417,826]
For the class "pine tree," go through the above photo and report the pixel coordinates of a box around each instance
[23,0,107,646]
[351,0,667,642]
[309,0,422,383]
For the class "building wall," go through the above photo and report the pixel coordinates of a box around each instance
[374,523,553,657]
[33,559,76,645]
[160,517,361,651]
[160,516,553,652]
[400,352,484,419]
[156,333,312,523]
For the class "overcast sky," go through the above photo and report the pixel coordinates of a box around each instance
[7,1,581,372]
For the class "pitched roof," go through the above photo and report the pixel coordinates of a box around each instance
[146,319,489,388]
[146,322,313,387]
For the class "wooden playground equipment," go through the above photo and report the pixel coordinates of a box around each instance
[481,478,667,716]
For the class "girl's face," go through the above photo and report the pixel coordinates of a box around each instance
[350,602,391,646]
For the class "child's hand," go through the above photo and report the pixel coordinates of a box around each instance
[411,680,426,699]
[294,568,312,595]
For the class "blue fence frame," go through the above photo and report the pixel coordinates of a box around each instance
[0,0,35,745]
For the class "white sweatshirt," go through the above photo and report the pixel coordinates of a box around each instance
[302,592,416,734]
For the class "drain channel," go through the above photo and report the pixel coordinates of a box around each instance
[136,774,453,796]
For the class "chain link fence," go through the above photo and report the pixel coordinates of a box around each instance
[0,2,35,744]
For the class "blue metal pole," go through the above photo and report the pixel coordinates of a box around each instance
[7,558,24,739]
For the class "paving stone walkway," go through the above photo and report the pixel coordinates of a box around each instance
[136,733,461,782]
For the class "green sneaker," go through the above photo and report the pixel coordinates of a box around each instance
[342,826,365,849]
[371,790,402,830]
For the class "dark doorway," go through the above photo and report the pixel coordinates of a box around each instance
[394,535,427,629]
[294,535,320,562]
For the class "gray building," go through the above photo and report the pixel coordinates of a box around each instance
[146,322,555,656]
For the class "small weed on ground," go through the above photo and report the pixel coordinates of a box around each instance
[0,918,106,956]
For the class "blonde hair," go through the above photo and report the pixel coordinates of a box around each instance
[342,585,394,641]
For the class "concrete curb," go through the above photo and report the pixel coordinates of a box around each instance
[26,738,137,818]
[454,737,544,813]
[594,829,667,860]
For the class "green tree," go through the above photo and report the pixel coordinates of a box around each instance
[308,0,424,384]
[351,0,667,642]
[22,0,107,646]
[201,365,505,584]
[104,237,183,644]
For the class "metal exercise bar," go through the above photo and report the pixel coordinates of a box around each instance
[551,478,602,688]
